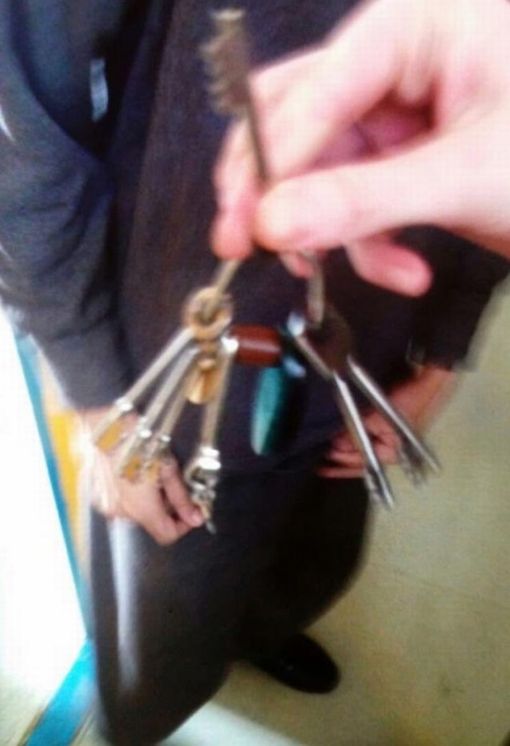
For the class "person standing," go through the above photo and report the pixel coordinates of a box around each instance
[0,2,507,743]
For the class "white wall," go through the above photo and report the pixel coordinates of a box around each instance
[0,314,85,745]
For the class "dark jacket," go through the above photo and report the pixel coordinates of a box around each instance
[0,0,508,467]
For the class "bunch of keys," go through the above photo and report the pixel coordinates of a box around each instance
[92,8,441,532]
[205,9,440,505]
[93,266,286,531]
[285,297,440,508]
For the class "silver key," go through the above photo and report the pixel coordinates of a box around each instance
[117,346,200,481]
[184,335,239,532]
[346,357,440,476]
[333,373,395,506]
[93,326,194,452]
[304,252,326,329]
[398,443,428,487]
[287,311,395,507]
[141,365,202,482]
[293,255,439,483]
[94,274,235,456]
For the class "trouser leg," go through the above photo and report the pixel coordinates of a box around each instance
[88,464,303,744]
[239,475,370,656]
[89,503,253,745]
[87,454,370,744]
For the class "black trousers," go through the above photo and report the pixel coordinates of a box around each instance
[88,449,370,745]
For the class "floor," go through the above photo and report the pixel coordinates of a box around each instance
[1,287,510,746]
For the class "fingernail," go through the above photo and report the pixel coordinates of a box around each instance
[191,509,204,526]
[389,263,432,297]
[211,212,252,260]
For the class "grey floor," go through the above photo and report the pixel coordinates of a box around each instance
[3,289,510,746]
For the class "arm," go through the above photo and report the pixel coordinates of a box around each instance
[0,1,130,407]
[0,2,202,543]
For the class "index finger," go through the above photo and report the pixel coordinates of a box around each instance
[212,0,413,259]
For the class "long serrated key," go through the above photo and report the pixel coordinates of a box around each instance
[203,9,323,315]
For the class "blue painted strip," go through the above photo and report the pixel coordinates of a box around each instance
[25,642,95,746]
[15,336,86,617]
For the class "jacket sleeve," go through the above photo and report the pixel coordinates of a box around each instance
[0,2,132,407]
[405,228,510,369]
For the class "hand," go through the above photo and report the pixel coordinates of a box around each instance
[79,408,205,545]
[212,0,510,295]
[319,364,456,478]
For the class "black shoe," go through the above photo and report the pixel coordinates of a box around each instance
[248,634,340,694]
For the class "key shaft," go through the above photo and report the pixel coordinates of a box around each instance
[117,346,200,480]
[347,356,441,474]
[332,373,395,508]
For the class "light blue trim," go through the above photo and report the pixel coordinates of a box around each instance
[25,642,95,746]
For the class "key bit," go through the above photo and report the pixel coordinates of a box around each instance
[398,444,428,487]
[186,352,223,405]
[202,8,268,181]
[116,417,152,482]
[202,9,251,114]
[289,305,439,474]
[184,447,221,535]
[184,445,222,490]
[93,396,135,452]
[186,478,218,534]
[187,365,223,405]
[184,445,221,533]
